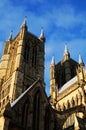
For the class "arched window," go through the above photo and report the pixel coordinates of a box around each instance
[33,91,40,130]
[24,43,30,62]
[63,103,66,111]
[32,46,37,67]
[67,100,70,109]
[71,97,75,107]
[21,100,29,128]
[3,99,5,106]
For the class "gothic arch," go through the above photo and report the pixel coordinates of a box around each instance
[21,99,30,127]
[63,103,66,111]
[67,100,71,109]
[71,97,75,107]
[33,90,40,130]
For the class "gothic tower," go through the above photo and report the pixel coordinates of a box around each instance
[50,45,78,101]
[50,45,86,130]
[0,18,45,103]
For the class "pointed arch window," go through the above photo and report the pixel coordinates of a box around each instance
[32,46,37,67]
[21,100,29,128]
[33,91,40,130]
[71,97,75,107]
[24,43,30,62]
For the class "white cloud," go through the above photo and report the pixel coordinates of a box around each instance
[68,38,86,62]
[47,4,86,29]
[0,0,86,95]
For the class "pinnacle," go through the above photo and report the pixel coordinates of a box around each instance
[7,31,12,41]
[23,16,27,26]
[64,44,69,55]
[39,27,45,41]
[63,44,70,60]
[51,56,55,66]
[20,16,27,30]
[78,54,84,65]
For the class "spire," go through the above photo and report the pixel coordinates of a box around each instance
[51,56,55,66]
[20,16,27,31]
[39,28,45,42]
[64,44,69,55]
[7,31,12,42]
[79,54,84,65]
[64,44,70,60]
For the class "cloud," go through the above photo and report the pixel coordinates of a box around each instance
[0,0,86,95]
[47,4,86,30]
[68,38,86,62]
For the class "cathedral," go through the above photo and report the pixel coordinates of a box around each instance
[0,18,86,130]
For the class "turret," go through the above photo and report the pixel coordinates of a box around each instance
[63,45,71,82]
[77,54,85,84]
[50,56,57,108]
[0,31,13,80]
[50,56,55,86]
[20,17,28,39]
[78,54,84,67]
[3,31,12,55]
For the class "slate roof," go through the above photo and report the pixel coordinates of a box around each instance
[59,75,77,93]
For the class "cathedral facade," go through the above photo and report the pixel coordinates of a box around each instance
[0,18,86,130]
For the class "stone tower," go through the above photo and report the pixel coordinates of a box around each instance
[50,45,78,102]
[50,45,86,130]
[0,18,45,102]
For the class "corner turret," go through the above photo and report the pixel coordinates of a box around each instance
[77,54,85,84]
[50,56,57,108]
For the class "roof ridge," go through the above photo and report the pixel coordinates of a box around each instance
[11,79,39,107]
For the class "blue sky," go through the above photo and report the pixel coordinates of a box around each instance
[0,0,86,95]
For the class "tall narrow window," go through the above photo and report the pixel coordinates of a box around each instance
[24,43,30,62]
[33,92,40,130]
[32,47,37,67]
[21,100,29,128]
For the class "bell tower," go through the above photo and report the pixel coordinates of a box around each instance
[0,18,45,102]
